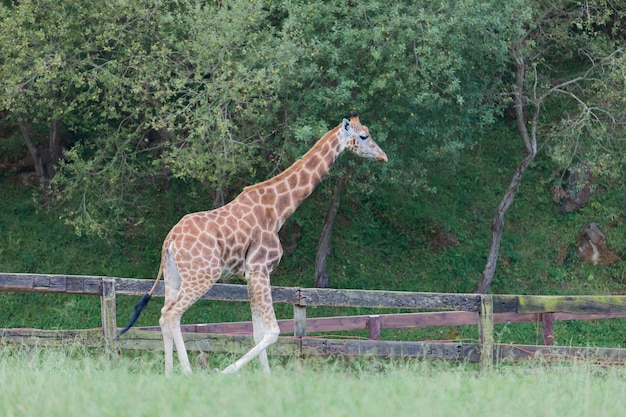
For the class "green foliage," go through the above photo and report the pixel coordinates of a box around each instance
[156,1,295,187]
[0,114,24,162]
[280,0,519,194]
[0,0,532,234]
[510,0,626,181]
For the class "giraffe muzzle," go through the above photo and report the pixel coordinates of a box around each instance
[374,152,389,163]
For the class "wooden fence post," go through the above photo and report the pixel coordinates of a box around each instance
[367,315,381,340]
[101,278,119,359]
[294,304,307,337]
[478,294,494,371]
[541,313,555,346]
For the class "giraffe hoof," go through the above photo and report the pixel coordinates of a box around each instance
[221,364,238,374]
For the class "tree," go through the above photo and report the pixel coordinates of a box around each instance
[0,0,89,200]
[0,0,295,235]
[474,0,626,293]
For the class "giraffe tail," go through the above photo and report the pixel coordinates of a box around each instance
[115,267,163,340]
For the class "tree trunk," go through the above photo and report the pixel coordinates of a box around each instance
[473,49,538,294]
[473,148,536,293]
[48,118,63,179]
[314,175,347,288]
[16,114,64,203]
[16,113,50,199]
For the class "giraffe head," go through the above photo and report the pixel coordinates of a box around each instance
[341,111,388,162]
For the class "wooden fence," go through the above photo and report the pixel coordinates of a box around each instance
[2,273,626,369]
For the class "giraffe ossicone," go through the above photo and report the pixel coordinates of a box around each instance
[116,112,387,375]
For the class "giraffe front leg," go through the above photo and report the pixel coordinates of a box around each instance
[222,276,279,374]
[249,281,271,374]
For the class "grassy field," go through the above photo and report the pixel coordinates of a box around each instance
[1,347,625,417]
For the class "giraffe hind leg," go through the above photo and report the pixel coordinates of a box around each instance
[160,245,180,375]
[161,255,222,374]
[164,309,192,374]
[161,295,194,375]
[161,245,199,375]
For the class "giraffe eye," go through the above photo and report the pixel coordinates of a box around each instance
[359,135,368,141]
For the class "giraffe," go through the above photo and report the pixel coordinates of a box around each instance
[116,111,387,375]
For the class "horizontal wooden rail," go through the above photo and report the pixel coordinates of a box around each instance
[4,328,626,364]
[0,328,478,360]
[6,274,626,314]
[493,294,626,314]
[0,273,481,310]
[136,310,626,340]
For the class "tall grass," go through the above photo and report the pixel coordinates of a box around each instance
[1,348,625,417]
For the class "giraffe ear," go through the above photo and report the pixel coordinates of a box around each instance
[342,118,350,132]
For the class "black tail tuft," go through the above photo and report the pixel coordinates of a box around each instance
[115,293,152,340]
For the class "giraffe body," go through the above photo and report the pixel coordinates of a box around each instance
[122,112,387,374]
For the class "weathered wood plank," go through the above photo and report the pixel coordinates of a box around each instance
[293,304,307,337]
[553,312,626,321]
[117,330,301,357]
[139,315,367,335]
[478,295,494,371]
[113,278,301,304]
[301,338,480,361]
[493,294,626,314]
[100,278,118,358]
[0,328,104,347]
[299,287,480,310]
[66,276,86,293]
[541,313,555,346]
[2,327,478,360]
[367,315,381,340]
[270,286,302,305]
[114,277,162,296]
[34,275,64,291]
[139,312,479,336]
[68,277,104,294]
[304,315,368,332]
[6,327,626,365]
[0,273,35,291]
[380,311,477,328]
[495,343,626,363]
[138,316,363,335]
[1,274,482,310]
[0,273,103,294]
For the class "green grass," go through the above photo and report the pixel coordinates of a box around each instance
[1,347,626,417]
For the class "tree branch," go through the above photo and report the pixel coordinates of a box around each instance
[314,175,347,288]
[474,46,538,294]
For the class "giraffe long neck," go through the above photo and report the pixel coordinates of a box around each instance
[240,125,344,229]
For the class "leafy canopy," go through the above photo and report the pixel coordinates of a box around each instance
[2,0,624,237]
